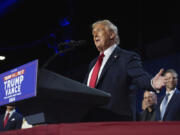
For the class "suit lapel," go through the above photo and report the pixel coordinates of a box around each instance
[96,47,121,87]
[163,90,178,120]
[5,112,15,128]
[0,114,5,127]
[84,58,97,84]
[90,58,98,71]
[156,97,163,120]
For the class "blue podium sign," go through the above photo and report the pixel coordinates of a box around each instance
[0,59,38,106]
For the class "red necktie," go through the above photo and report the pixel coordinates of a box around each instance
[3,112,10,127]
[89,53,105,88]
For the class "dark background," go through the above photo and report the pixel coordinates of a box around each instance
[0,0,180,76]
[0,0,180,112]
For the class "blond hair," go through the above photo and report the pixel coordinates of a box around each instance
[92,19,120,44]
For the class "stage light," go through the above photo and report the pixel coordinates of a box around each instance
[0,0,17,17]
[59,18,70,27]
[0,56,6,60]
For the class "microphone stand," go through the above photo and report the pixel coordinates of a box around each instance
[41,47,76,69]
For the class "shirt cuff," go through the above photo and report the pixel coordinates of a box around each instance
[151,79,160,93]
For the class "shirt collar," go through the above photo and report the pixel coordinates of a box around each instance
[166,88,177,95]
[101,44,117,56]
[5,109,16,117]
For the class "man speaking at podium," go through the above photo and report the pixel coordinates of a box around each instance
[84,19,166,121]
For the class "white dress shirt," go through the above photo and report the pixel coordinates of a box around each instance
[160,88,176,114]
[4,109,16,120]
[87,44,117,86]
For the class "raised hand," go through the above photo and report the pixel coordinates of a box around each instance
[152,69,166,90]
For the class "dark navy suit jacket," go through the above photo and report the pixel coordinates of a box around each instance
[84,46,153,120]
[0,111,23,132]
[139,105,157,121]
[156,89,180,121]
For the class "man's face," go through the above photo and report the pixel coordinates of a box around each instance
[6,105,15,111]
[165,72,178,90]
[92,24,114,52]
[143,92,156,108]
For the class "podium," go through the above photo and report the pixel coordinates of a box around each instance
[16,69,111,125]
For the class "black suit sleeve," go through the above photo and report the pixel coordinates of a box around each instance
[127,52,153,90]
[15,113,23,129]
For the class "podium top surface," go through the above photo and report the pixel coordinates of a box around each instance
[37,69,111,105]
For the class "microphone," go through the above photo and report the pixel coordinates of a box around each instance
[57,40,87,54]
[41,40,87,69]
[57,40,87,49]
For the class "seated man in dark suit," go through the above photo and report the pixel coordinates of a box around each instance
[156,69,180,121]
[83,19,166,121]
[139,91,157,121]
[0,104,23,132]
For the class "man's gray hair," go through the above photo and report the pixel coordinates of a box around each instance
[164,69,178,78]
[92,19,120,44]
